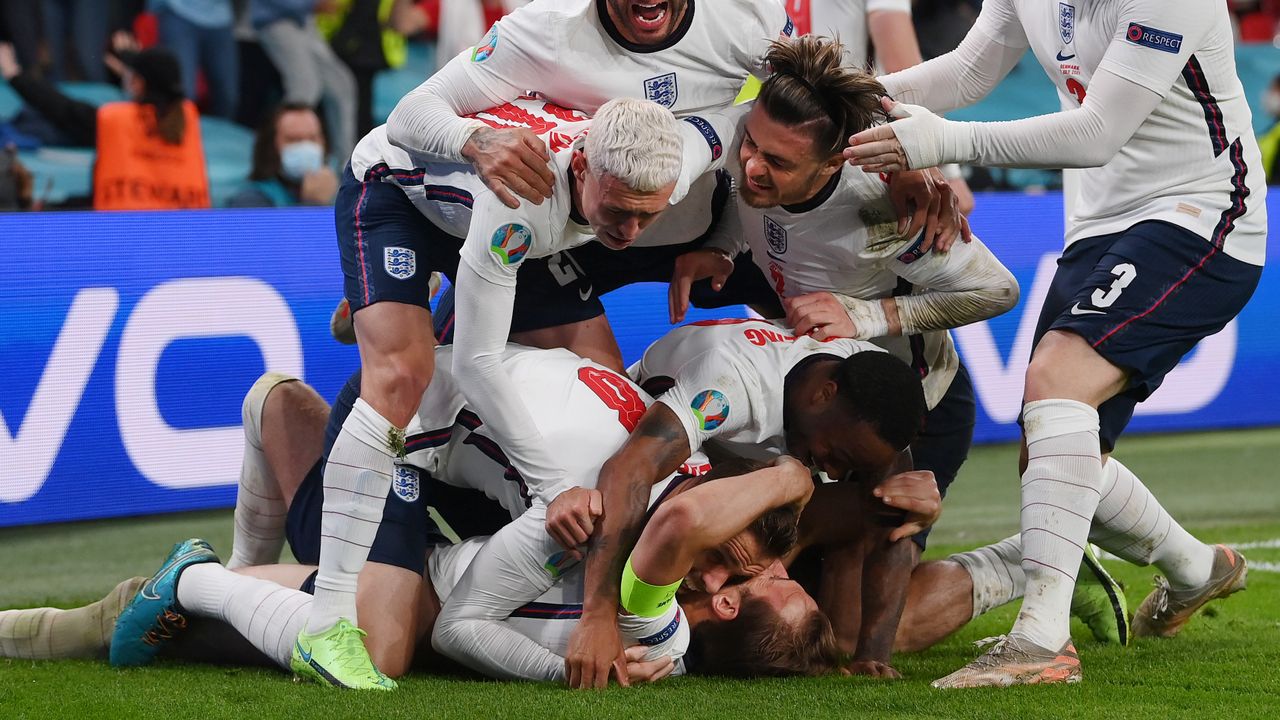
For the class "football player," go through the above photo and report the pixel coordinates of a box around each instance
[846,0,1260,687]
[666,34,1020,674]
[306,97,693,687]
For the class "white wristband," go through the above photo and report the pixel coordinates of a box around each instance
[836,295,891,340]
[888,103,976,169]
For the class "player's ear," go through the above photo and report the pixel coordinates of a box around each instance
[812,378,838,408]
[820,151,844,176]
[711,590,740,620]
[571,148,588,183]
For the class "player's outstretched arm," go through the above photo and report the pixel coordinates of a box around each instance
[385,19,555,208]
[432,509,571,683]
[567,404,692,689]
[848,452,924,678]
[786,230,1018,341]
[631,456,813,586]
[850,68,1164,173]
[875,0,1027,112]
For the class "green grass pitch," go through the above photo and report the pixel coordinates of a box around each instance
[3,429,1279,719]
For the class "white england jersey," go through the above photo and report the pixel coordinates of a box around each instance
[401,344,709,512]
[417,346,706,680]
[632,318,883,461]
[452,0,791,123]
[352,94,733,262]
[351,96,594,239]
[979,0,1265,264]
[729,167,1011,407]
[351,96,601,281]
[429,510,688,680]
[783,0,912,69]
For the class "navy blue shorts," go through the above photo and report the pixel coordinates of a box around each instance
[285,370,442,576]
[1032,220,1261,451]
[285,371,518,574]
[432,245,781,341]
[907,363,976,550]
[433,170,779,338]
[336,164,466,314]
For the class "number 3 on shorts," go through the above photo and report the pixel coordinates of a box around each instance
[1091,263,1137,308]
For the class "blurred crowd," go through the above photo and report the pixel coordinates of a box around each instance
[0,0,1276,213]
[0,0,519,210]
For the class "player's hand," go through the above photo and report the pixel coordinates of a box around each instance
[668,248,734,324]
[846,98,950,174]
[623,646,676,684]
[565,614,629,689]
[873,470,941,542]
[844,660,902,679]
[885,168,971,254]
[783,292,855,340]
[948,174,975,217]
[462,126,554,209]
[546,486,603,555]
[773,455,815,508]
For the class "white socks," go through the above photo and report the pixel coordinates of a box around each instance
[1012,399,1102,650]
[950,534,1025,620]
[0,577,144,660]
[227,375,291,570]
[176,564,310,669]
[306,397,401,633]
[1090,457,1214,589]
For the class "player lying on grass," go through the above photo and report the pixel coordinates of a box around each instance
[0,461,831,684]
[843,0,1260,687]
[179,347,855,683]
[600,316,1125,680]
[0,357,845,682]
[0,367,1125,679]
[663,35,1029,672]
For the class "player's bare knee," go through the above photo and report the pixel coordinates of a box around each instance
[264,379,326,429]
[241,373,301,447]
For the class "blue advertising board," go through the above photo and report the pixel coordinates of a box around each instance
[3,195,1279,527]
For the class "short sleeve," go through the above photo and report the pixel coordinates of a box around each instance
[1096,0,1213,97]
[655,349,755,453]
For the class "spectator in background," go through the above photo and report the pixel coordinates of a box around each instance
[0,42,210,209]
[319,0,420,136]
[1259,74,1280,184]
[226,102,337,206]
[0,0,43,74]
[150,0,238,118]
[42,0,112,82]
[253,0,357,168]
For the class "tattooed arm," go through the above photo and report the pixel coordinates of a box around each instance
[563,404,692,689]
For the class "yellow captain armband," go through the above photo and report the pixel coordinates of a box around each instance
[735,75,762,105]
[620,557,682,618]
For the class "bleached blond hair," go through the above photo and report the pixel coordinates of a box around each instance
[584,98,683,192]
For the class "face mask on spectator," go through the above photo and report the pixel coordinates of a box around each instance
[1265,90,1280,119]
[280,141,325,181]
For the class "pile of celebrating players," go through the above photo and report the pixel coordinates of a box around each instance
[2,0,1261,691]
